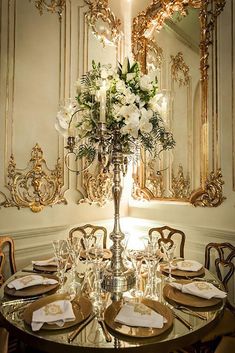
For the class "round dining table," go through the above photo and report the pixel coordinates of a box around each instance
[0,266,225,353]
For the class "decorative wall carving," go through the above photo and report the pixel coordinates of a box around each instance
[190,169,226,207]
[79,169,113,206]
[84,0,122,46]
[170,52,190,87]
[30,0,66,15]
[0,144,66,212]
[172,164,191,199]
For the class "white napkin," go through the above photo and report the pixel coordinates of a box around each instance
[174,260,203,272]
[32,257,57,266]
[114,302,167,328]
[7,275,58,290]
[32,300,75,331]
[170,281,227,299]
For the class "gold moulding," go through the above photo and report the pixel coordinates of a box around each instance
[79,169,113,206]
[84,0,122,47]
[0,144,67,212]
[170,52,190,87]
[190,169,226,207]
[29,0,66,15]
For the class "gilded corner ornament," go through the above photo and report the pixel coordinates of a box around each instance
[190,169,226,207]
[0,144,67,212]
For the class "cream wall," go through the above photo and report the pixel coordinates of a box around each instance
[0,0,128,268]
[0,0,234,292]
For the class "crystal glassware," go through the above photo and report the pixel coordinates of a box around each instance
[143,243,161,300]
[52,240,70,293]
[161,243,176,282]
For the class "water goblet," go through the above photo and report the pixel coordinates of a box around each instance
[52,240,70,293]
[161,243,176,282]
[143,243,161,300]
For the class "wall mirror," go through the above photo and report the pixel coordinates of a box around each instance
[132,0,226,207]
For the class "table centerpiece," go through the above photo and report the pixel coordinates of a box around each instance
[55,58,175,296]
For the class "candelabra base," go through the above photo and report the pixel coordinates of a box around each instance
[102,268,136,294]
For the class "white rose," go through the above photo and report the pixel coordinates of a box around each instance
[116,80,126,93]
[140,74,153,91]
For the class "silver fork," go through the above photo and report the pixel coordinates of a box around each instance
[174,305,207,320]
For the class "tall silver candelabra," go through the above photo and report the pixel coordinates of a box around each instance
[65,123,136,296]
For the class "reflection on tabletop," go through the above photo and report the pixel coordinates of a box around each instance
[0,247,226,351]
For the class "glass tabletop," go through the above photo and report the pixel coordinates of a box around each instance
[0,268,225,353]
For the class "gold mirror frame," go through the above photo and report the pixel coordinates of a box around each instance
[132,0,226,207]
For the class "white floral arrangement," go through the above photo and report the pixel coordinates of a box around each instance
[55,58,175,161]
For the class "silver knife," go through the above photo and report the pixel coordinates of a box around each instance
[2,296,41,307]
[176,306,207,320]
[68,314,95,343]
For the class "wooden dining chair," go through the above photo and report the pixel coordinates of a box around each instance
[0,327,9,353]
[69,224,108,250]
[194,242,235,352]
[0,235,17,286]
[148,225,185,259]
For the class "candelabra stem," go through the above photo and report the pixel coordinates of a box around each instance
[102,130,135,295]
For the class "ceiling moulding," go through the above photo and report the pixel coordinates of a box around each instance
[0,144,67,213]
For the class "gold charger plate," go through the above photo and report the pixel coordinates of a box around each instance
[104,298,173,338]
[33,262,72,273]
[161,265,205,279]
[23,293,92,330]
[163,281,222,308]
[80,248,112,260]
[33,264,57,273]
[4,274,59,297]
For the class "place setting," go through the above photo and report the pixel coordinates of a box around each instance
[103,297,173,340]
[163,279,227,310]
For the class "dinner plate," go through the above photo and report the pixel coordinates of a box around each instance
[23,293,92,330]
[163,281,222,308]
[4,274,59,297]
[104,298,173,338]
[161,265,205,279]
[80,248,112,260]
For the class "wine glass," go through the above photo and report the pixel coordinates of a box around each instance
[66,236,82,296]
[52,240,70,293]
[161,243,176,282]
[143,243,161,300]
[127,249,144,298]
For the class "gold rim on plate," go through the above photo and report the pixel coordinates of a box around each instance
[23,293,92,330]
[163,281,222,308]
[104,298,173,338]
[4,274,59,297]
[161,265,205,278]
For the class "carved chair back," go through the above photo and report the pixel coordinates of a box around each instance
[205,242,235,293]
[69,224,107,250]
[0,236,17,286]
[148,225,185,259]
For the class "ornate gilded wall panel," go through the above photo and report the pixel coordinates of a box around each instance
[0,144,66,212]
[132,0,226,207]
